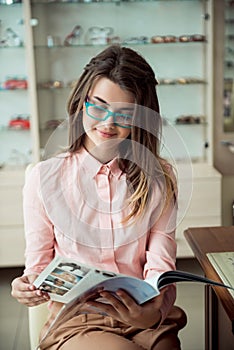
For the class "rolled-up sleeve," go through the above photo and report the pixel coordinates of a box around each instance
[23,164,55,275]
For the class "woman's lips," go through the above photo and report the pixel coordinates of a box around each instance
[96,129,116,138]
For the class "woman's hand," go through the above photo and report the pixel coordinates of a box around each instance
[86,288,165,329]
[11,274,50,307]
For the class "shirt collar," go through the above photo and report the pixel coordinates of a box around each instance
[77,147,123,178]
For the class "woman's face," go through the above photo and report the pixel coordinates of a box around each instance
[83,77,135,159]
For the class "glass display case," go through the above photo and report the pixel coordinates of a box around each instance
[213,0,234,175]
[0,0,32,169]
[29,0,212,163]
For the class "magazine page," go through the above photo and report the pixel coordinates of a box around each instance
[76,276,159,305]
[33,256,108,303]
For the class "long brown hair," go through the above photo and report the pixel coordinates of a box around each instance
[67,45,176,221]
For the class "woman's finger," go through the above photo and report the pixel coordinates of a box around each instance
[99,291,128,312]
[115,290,138,310]
[11,275,50,306]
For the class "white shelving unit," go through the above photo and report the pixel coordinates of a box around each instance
[0,2,32,166]
[27,0,214,163]
[0,0,222,266]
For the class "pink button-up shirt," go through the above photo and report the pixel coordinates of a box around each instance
[23,147,177,319]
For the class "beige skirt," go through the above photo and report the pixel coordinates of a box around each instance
[39,305,187,350]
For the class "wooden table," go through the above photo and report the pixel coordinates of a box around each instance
[184,226,234,350]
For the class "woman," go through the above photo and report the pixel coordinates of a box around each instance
[11,45,186,350]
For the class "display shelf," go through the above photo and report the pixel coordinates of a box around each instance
[174,121,208,126]
[30,0,203,4]
[35,78,206,90]
[0,88,28,91]
[33,42,206,49]
[0,45,25,49]
[0,2,22,7]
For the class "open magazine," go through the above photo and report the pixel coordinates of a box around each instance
[34,255,234,305]
[34,255,234,348]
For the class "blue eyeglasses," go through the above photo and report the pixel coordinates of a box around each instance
[85,100,134,129]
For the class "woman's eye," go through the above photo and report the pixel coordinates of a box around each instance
[117,114,132,123]
[89,106,106,118]
[93,106,105,115]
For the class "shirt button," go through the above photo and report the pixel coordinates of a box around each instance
[103,166,109,174]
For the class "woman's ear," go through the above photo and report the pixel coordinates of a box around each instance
[81,102,85,111]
